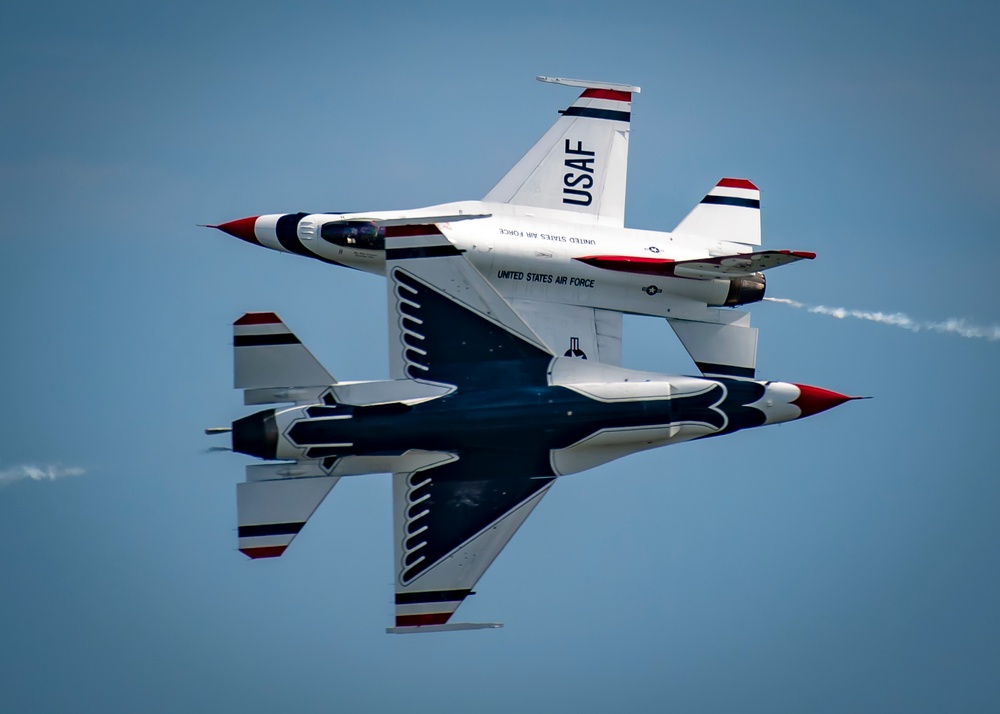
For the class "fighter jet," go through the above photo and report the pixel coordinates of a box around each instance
[209,76,816,379]
[217,225,858,633]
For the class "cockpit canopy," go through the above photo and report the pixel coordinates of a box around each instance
[320,221,385,251]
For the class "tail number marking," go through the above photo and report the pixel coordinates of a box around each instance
[562,140,595,206]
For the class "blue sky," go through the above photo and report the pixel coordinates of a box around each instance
[2,1,998,711]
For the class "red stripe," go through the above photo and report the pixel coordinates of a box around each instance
[240,545,287,559]
[395,612,452,627]
[580,88,632,102]
[717,178,758,190]
[573,255,679,277]
[234,312,281,326]
[777,250,817,260]
[578,255,675,265]
[385,225,444,238]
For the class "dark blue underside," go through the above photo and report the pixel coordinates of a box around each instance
[287,378,767,461]
[283,377,766,583]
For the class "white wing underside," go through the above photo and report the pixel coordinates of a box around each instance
[510,299,622,366]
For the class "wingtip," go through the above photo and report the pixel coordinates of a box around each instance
[239,545,287,559]
[717,177,759,191]
[234,312,282,326]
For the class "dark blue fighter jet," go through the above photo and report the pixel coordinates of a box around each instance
[220,223,857,633]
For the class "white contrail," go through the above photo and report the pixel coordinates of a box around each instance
[764,298,1000,341]
[0,464,86,486]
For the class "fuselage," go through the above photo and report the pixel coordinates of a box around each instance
[216,201,767,320]
[232,359,848,478]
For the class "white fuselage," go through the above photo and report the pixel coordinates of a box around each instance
[276,201,757,320]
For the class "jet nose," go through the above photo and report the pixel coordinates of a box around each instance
[791,383,859,418]
[206,216,260,245]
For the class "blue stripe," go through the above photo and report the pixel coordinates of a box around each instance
[386,244,463,260]
[275,213,313,256]
[561,106,631,122]
[274,212,350,268]
[696,361,756,379]
[234,333,299,347]
[238,522,304,538]
[701,195,760,209]
[395,589,472,605]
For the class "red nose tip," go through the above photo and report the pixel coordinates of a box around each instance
[207,216,260,245]
[791,384,856,418]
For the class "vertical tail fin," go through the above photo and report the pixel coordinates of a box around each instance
[483,77,640,227]
[672,178,761,246]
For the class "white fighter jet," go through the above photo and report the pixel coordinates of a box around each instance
[210,76,816,380]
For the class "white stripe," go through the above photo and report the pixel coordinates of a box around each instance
[394,602,462,616]
[238,534,294,549]
[572,97,631,111]
[708,186,760,200]
[254,214,285,252]
[234,323,292,337]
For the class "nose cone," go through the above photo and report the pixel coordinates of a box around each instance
[208,216,260,245]
[791,383,856,419]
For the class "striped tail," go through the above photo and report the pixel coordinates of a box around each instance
[672,178,761,246]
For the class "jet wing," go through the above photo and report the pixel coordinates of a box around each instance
[510,299,623,366]
[389,453,556,633]
[380,223,562,631]
[383,223,553,385]
[574,249,816,279]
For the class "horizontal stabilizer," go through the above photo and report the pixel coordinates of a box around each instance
[236,474,339,558]
[234,313,334,390]
[574,249,815,280]
[673,178,762,245]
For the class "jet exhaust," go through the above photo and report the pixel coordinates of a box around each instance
[722,275,766,307]
[765,297,1000,341]
[232,409,278,460]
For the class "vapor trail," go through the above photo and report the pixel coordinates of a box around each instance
[764,298,1000,341]
[0,464,86,486]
